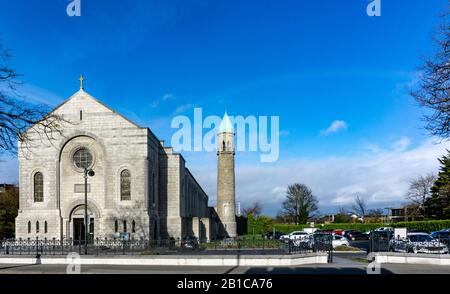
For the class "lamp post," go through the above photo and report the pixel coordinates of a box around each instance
[84,167,95,255]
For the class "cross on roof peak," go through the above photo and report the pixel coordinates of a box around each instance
[79,75,85,90]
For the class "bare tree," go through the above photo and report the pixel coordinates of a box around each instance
[411,10,450,138]
[406,173,436,217]
[243,201,262,217]
[366,208,384,217]
[403,203,423,221]
[0,41,65,154]
[280,183,318,225]
[352,194,367,219]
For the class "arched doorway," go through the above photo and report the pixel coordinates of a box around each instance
[70,205,95,244]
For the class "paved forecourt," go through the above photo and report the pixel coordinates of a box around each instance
[0,252,328,267]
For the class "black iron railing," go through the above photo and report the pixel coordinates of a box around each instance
[0,236,333,258]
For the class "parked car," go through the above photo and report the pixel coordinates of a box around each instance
[430,230,450,244]
[374,227,393,232]
[298,233,349,249]
[343,230,357,239]
[369,230,394,252]
[390,233,449,254]
[317,229,334,234]
[280,231,309,242]
[333,229,345,236]
[344,230,369,241]
[408,229,430,234]
[181,236,199,248]
[332,234,350,248]
[262,231,284,240]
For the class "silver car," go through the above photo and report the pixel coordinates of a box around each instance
[391,233,449,254]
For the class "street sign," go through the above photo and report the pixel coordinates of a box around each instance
[120,232,130,241]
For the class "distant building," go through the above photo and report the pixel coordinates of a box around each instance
[0,183,19,195]
[387,207,422,222]
[320,214,335,224]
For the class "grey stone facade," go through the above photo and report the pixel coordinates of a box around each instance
[15,89,213,241]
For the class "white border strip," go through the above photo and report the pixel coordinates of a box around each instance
[0,253,328,267]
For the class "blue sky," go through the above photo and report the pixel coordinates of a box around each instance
[1,0,449,216]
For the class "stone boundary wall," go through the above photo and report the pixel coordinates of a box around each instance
[0,253,328,267]
[374,252,450,266]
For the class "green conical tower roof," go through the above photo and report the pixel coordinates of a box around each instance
[218,112,234,133]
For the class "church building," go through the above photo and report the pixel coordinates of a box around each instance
[15,79,237,242]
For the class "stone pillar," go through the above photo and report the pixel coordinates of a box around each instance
[201,217,210,241]
[192,217,200,239]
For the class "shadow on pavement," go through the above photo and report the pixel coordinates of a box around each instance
[244,266,394,274]
[0,264,39,271]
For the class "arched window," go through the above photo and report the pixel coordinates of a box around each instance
[114,220,118,233]
[34,172,44,202]
[222,141,226,151]
[223,204,229,217]
[123,220,127,233]
[28,221,31,234]
[132,220,136,233]
[44,221,48,234]
[120,170,131,200]
[36,221,39,233]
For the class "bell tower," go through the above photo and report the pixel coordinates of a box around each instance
[216,112,237,238]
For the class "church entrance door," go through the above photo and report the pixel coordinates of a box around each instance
[73,217,94,245]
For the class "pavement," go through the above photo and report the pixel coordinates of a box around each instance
[1,252,450,274]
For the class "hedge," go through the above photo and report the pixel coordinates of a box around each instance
[273,223,382,233]
[272,220,450,234]
[391,220,450,232]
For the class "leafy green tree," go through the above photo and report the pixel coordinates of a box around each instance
[280,183,318,224]
[427,151,450,219]
[0,188,19,238]
[333,213,351,223]
[247,214,273,235]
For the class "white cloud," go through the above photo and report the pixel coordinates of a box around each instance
[321,120,348,136]
[173,103,194,114]
[162,93,173,101]
[150,101,160,108]
[392,136,411,152]
[150,93,174,108]
[0,83,63,107]
[186,138,450,216]
[0,155,18,184]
